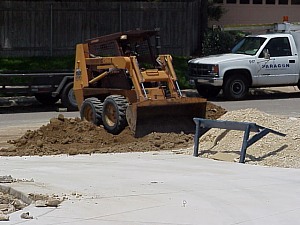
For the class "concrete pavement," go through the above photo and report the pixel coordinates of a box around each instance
[1,151,300,225]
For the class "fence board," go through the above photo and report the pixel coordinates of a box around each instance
[0,1,203,57]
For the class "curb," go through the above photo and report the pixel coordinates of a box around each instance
[0,184,32,205]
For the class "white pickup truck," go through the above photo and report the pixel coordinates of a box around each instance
[187,22,300,100]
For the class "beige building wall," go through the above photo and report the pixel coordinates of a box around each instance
[209,0,300,27]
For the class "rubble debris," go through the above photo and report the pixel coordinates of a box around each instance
[0,212,9,221]
[0,175,15,183]
[20,212,33,219]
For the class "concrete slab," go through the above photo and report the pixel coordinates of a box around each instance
[258,86,299,93]
[1,151,300,225]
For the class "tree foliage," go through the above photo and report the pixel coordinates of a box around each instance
[202,29,246,56]
[207,0,225,21]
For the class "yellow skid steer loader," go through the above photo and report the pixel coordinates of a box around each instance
[73,30,206,137]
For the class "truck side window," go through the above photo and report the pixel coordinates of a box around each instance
[259,37,292,57]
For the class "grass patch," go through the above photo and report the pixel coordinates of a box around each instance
[0,56,74,72]
[0,55,190,88]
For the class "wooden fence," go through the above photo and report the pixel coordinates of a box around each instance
[0,1,203,57]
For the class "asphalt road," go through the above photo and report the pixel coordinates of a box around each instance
[211,87,300,118]
[0,105,79,128]
[0,86,299,130]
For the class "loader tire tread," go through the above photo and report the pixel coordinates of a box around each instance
[102,95,128,135]
[80,97,103,126]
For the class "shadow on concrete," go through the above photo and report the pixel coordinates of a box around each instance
[245,144,288,163]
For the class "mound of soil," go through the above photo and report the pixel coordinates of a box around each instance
[0,102,226,157]
[199,108,300,168]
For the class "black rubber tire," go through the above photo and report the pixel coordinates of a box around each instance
[61,82,78,111]
[34,93,59,105]
[223,75,249,100]
[195,84,221,98]
[102,95,128,135]
[80,97,103,126]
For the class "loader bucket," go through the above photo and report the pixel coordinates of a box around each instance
[126,97,207,137]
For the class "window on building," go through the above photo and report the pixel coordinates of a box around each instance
[253,0,262,3]
[292,0,300,4]
[213,0,224,3]
[240,0,250,3]
[279,0,288,4]
[266,0,275,4]
[226,0,237,3]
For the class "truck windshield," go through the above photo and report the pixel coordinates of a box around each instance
[232,37,266,55]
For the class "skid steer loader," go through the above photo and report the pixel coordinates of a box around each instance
[73,29,207,137]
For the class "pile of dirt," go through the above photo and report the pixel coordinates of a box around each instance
[199,108,300,168]
[2,99,300,169]
[0,102,226,157]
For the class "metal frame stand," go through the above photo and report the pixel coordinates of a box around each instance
[193,118,286,163]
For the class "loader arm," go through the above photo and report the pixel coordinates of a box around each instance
[157,55,182,98]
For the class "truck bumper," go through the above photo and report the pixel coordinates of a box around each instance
[189,77,223,87]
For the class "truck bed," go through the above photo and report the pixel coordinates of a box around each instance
[0,72,73,96]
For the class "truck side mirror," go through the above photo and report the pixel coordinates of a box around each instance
[263,49,270,59]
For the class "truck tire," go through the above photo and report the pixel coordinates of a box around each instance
[195,84,221,98]
[223,75,249,100]
[61,82,78,111]
[102,95,128,135]
[35,93,59,105]
[80,97,103,126]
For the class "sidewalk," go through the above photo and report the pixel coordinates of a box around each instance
[251,86,299,94]
[1,151,300,225]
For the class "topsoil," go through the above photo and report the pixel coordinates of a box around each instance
[0,102,227,157]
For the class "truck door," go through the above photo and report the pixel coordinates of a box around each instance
[255,37,299,85]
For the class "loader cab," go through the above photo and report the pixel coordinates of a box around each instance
[84,30,161,90]
[86,30,160,67]
[118,30,160,68]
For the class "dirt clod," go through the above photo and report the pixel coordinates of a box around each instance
[20,212,33,219]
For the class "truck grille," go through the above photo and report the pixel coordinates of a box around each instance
[188,63,213,77]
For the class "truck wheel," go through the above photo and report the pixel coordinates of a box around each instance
[195,84,221,98]
[34,93,59,105]
[80,97,103,126]
[61,82,78,111]
[223,75,249,100]
[102,95,128,135]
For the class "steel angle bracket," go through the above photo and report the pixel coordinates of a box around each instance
[193,118,286,163]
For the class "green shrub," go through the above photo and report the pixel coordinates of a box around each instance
[172,56,190,89]
[202,29,246,56]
